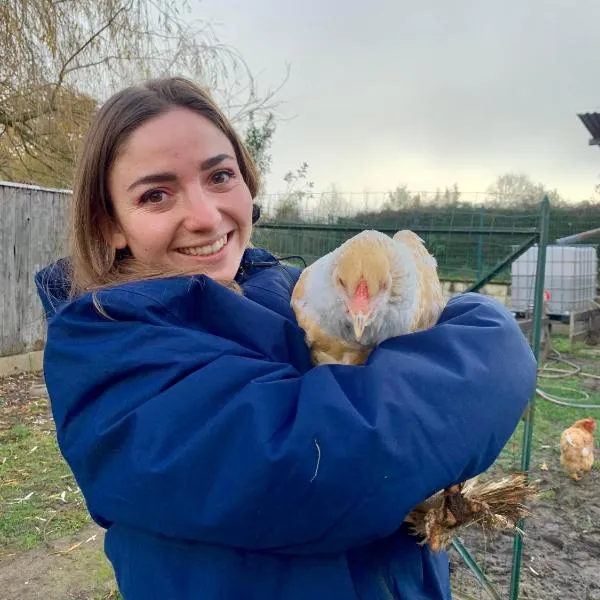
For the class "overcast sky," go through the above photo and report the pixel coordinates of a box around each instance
[193,0,600,202]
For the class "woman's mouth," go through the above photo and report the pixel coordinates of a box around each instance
[176,234,229,257]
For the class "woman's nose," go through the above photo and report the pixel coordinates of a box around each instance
[183,188,222,230]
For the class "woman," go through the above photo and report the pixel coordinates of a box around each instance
[36,76,536,600]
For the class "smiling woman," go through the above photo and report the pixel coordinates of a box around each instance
[34,76,537,600]
[68,77,260,294]
[107,109,253,281]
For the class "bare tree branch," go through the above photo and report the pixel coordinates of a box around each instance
[1,0,286,187]
[51,2,130,107]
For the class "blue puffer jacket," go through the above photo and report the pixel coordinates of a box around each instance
[35,247,537,600]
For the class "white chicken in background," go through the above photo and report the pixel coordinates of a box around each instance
[291,229,445,366]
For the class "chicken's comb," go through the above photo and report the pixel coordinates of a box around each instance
[355,278,369,298]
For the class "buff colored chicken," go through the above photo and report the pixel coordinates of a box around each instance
[291,228,537,551]
[560,417,596,481]
[291,229,445,365]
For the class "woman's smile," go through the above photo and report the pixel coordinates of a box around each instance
[174,233,230,259]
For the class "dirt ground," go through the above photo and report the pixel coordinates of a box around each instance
[1,370,599,600]
[450,461,600,599]
[0,523,110,600]
[0,372,115,599]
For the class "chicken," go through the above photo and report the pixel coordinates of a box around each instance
[290,229,537,551]
[290,229,445,366]
[560,417,596,481]
[292,229,468,546]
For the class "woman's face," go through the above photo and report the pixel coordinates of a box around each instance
[108,107,253,281]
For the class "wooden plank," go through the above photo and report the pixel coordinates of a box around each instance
[516,317,552,362]
[13,186,29,355]
[517,317,550,334]
[0,187,5,355]
[27,187,48,350]
[1,184,70,357]
[570,307,600,323]
[569,306,600,350]
[1,187,20,356]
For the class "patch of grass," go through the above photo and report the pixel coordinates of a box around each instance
[537,489,556,501]
[0,397,90,556]
[495,333,600,472]
[94,591,123,600]
[551,333,600,361]
[550,334,572,355]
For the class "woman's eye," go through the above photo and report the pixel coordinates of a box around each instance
[211,169,234,185]
[140,189,167,204]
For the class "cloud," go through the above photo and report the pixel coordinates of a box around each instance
[196,0,600,201]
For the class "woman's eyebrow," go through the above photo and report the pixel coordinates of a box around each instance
[127,172,177,191]
[126,154,234,191]
[200,153,234,171]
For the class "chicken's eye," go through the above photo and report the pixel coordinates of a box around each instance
[337,276,345,288]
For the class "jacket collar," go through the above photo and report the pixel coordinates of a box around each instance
[236,247,281,284]
[35,248,284,318]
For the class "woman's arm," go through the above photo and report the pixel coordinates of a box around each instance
[42,279,536,554]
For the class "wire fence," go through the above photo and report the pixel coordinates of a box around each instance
[255,195,555,600]
[253,193,600,312]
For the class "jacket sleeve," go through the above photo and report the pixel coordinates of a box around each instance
[42,284,536,555]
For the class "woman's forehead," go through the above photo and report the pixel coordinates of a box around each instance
[117,108,233,160]
[112,109,235,177]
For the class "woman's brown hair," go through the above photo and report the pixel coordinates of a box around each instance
[70,76,260,296]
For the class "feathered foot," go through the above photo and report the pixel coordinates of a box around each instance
[405,474,538,552]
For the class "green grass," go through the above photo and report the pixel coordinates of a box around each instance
[494,334,600,473]
[0,397,91,556]
[551,332,600,359]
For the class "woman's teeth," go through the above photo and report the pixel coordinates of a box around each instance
[178,235,227,256]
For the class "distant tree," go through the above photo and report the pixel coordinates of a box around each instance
[315,183,352,222]
[274,162,314,221]
[383,184,417,210]
[436,183,461,207]
[0,0,282,188]
[243,111,276,183]
[486,173,565,208]
[383,183,461,210]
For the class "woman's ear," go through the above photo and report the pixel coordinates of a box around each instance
[252,203,261,224]
[104,221,127,250]
[111,230,128,249]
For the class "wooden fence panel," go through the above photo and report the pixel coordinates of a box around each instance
[0,183,70,357]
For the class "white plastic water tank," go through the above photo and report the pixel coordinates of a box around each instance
[511,245,598,316]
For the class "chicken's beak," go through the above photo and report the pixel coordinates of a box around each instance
[352,312,367,341]
[348,278,371,341]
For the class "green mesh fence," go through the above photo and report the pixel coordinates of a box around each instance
[252,196,558,600]
[252,204,544,285]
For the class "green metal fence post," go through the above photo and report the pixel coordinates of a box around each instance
[476,205,485,280]
[466,236,538,293]
[509,196,550,600]
[451,539,502,600]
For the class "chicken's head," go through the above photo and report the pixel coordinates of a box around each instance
[332,233,394,342]
[574,417,597,434]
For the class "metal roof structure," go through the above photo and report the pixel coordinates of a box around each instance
[578,113,600,146]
